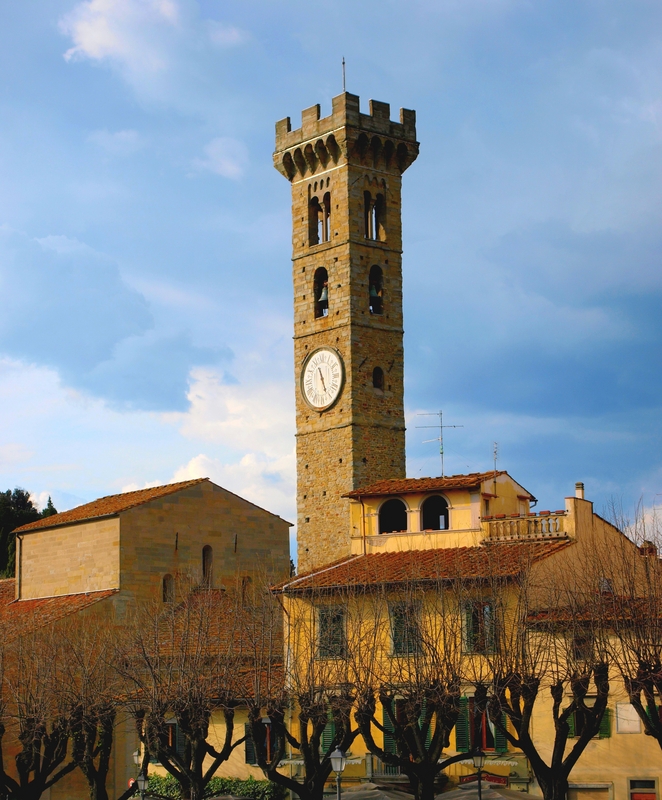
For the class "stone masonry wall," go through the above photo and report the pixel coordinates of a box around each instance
[118,480,291,604]
[19,518,120,599]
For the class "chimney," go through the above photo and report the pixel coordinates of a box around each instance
[575,482,585,500]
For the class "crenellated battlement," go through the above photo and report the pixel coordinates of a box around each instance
[274,92,418,181]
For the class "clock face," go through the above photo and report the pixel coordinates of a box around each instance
[301,347,344,410]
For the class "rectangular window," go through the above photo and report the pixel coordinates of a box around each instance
[567,702,611,739]
[151,721,186,764]
[463,600,495,654]
[455,696,507,753]
[389,601,421,655]
[629,779,658,800]
[616,703,642,734]
[245,721,276,765]
[317,606,346,658]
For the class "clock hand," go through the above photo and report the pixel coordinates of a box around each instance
[317,367,327,392]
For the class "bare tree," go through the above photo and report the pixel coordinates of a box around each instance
[479,545,612,800]
[246,579,360,800]
[57,619,124,800]
[119,579,249,800]
[353,575,467,800]
[0,626,77,800]
[601,500,662,750]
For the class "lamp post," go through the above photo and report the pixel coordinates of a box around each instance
[472,749,486,800]
[330,748,346,800]
[132,749,148,800]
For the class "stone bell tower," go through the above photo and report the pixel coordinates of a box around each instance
[274,92,418,572]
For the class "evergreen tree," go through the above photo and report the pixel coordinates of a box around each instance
[0,489,57,577]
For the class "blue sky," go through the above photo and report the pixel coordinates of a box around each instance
[1,0,661,556]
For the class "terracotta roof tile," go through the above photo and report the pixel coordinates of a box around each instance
[344,471,534,498]
[275,540,570,592]
[15,478,208,533]
[0,579,117,642]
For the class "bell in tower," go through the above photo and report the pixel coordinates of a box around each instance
[274,92,419,572]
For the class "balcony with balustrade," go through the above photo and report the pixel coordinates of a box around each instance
[482,509,569,542]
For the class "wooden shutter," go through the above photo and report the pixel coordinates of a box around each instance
[598,708,611,739]
[383,706,397,754]
[321,713,336,756]
[245,723,257,765]
[455,697,470,752]
[419,702,432,749]
[494,712,507,753]
[567,711,576,738]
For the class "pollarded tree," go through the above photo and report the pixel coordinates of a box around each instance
[600,501,662,750]
[352,565,472,800]
[246,578,360,800]
[119,579,249,800]
[0,626,77,800]
[478,544,612,800]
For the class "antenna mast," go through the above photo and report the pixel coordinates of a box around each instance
[342,57,346,91]
[417,410,463,477]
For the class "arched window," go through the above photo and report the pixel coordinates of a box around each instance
[379,498,408,534]
[162,573,174,603]
[322,192,331,241]
[314,267,329,318]
[421,495,449,531]
[309,194,330,246]
[202,545,213,585]
[372,367,384,390]
[374,193,386,240]
[364,191,386,241]
[369,265,383,315]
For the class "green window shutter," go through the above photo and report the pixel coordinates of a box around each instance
[462,604,473,652]
[382,706,397,755]
[419,701,432,749]
[245,723,257,765]
[455,697,470,753]
[321,713,336,756]
[567,711,576,738]
[598,708,611,739]
[494,712,507,753]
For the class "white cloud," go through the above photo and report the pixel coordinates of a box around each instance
[60,0,179,73]
[192,137,249,180]
[173,367,294,459]
[88,128,144,156]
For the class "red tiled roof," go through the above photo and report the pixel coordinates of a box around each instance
[344,471,534,498]
[0,579,117,642]
[275,540,570,592]
[14,478,208,533]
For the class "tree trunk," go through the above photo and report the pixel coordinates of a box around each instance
[537,771,570,800]
[408,766,437,800]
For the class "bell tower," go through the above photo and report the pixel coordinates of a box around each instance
[274,92,418,572]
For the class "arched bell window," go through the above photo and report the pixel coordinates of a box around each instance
[421,495,449,531]
[314,267,329,318]
[309,193,331,245]
[202,545,213,585]
[162,573,174,603]
[379,498,408,534]
[364,191,386,241]
[369,265,383,315]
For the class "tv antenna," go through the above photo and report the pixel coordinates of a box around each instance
[342,57,346,91]
[416,410,463,477]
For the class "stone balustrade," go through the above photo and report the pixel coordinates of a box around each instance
[482,510,567,541]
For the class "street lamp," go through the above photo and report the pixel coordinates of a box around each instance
[330,748,346,800]
[132,749,148,800]
[472,749,486,800]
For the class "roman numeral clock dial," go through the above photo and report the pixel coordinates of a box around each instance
[300,347,344,411]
